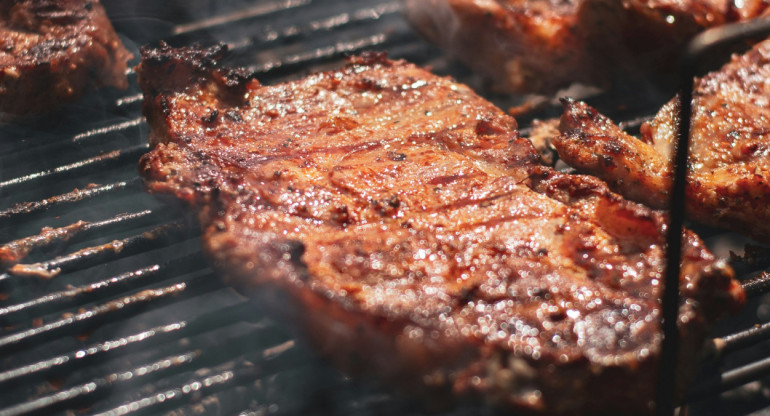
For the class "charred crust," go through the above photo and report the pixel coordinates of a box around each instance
[138,42,259,97]
[140,41,228,69]
[599,154,616,168]
[159,96,171,116]
[370,195,401,217]
[559,97,575,107]
[221,66,256,88]
[559,98,607,132]
[353,77,386,91]
[345,51,392,67]
[5,0,89,30]
[201,109,219,125]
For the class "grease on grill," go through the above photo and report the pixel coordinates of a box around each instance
[6,222,185,279]
[0,181,135,224]
[0,221,88,268]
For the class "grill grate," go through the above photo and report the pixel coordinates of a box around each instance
[0,0,769,415]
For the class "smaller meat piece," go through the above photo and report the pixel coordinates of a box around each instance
[401,0,767,94]
[553,39,770,242]
[0,0,132,116]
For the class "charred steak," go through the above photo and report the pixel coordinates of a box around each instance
[401,0,767,94]
[137,43,744,415]
[0,0,132,116]
[553,38,770,242]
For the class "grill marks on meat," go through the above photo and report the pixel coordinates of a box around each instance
[0,0,132,115]
[137,44,744,415]
[401,0,767,94]
[554,39,770,242]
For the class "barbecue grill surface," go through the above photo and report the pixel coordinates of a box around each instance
[0,1,769,415]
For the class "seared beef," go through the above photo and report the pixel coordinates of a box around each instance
[554,38,770,242]
[401,0,767,94]
[0,0,132,116]
[137,43,744,415]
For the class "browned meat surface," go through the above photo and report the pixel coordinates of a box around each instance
[0,0,132,116]
[554,38,770,242]
[526,118,560,166]
[401,0,767,94]
[137,43,745,415]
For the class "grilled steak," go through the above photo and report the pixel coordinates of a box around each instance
[401,0,767,94]
[0,0,132,116]
[553,38,770,242]
[137,43,744,415]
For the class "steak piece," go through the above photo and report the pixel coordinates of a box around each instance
[553,38,770,242]
[137,43,744,415]
[401,0,767,94]
[0,0,132,116]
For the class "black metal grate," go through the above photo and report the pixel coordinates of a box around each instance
[0,1,768,415]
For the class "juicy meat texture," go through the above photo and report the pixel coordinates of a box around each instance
[0,0,132,115]
[137,44,744,415]
[401,0,768,94]
[554,38,770,242]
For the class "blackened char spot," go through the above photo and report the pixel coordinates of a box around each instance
[371,195,401,217]
[160,96,171,116]
[279,240,305,263]
[201,109,219,124]
[346,51,391,67]
[602,140,625,155]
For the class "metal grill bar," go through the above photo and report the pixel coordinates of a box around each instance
[225,1,401,52]
[72,118,145,143]
[0,300,265,389]
[688,357,770,402]
[92,341,303,416]
[115,94,143,108]
[0,144,148,193]
[0,210,167,268]
[0,331,297,416]
[741,271,770,297]
[249,31,412,78]
[0,351,199,416]
[172,0,312,35]
[0,221,194,289]
[0,178,142,227]
[0,254,208,325]
[0,274,220,356]
[0,118,144,170]
[710,321,770,358]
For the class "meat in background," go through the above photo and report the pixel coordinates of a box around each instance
[401,0,769,95]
